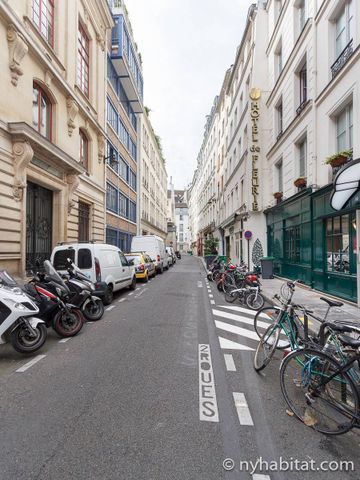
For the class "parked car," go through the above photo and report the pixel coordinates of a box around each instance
[166,246,176,266]
[51,243,136,305]
[175,250,182,259]
[131,235,168,273]
[125,252,156,282]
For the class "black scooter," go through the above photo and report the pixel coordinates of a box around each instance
[63,260,105,321]
[24,260,84,337]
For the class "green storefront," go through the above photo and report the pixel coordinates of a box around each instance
[266,185,358,303]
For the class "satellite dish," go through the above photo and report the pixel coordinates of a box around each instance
[330,158,360,211]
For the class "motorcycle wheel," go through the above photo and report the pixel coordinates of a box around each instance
[83,299,104,321]
[10,322,47,354]
[53,309,84,337]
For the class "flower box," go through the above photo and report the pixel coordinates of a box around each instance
[325,150,353,168]
[294,177,307,188]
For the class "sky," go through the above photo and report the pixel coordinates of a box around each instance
[125,0,255,190]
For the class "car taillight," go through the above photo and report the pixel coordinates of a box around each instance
[95,257,101,282]
[157,255,160,262]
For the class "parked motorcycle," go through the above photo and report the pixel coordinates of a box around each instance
[24,261,84,337]
[0,270,47,354]
[63,259,105,321]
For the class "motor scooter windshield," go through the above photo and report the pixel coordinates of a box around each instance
[0,270,18,287]
[44,260,68,289]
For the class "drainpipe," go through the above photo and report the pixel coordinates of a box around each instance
[311,6,317,290]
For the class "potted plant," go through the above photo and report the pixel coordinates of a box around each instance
[294,177,307,188]
[273,191,283,200]
[325,149,353,168]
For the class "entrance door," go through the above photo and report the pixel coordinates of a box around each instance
[26,182,53,271]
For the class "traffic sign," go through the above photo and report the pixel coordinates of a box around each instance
[244,230,252,240]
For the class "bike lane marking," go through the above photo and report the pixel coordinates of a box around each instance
[224,353,236,371]
[16,355,46,373]
[106,305,116,311]
[199,344,219,422]
[59,338,70,343]
[233,392,254,426]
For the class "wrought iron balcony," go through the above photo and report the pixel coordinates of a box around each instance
[296,98,309,116]
[331,40,354,79]
[110,14,143,112]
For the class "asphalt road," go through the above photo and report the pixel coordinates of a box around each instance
[0,255,359,480]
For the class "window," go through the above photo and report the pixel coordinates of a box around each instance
[276,160,283,192]
[275,98,283,138]
[106,141,118,172]
[295,0,306,33]
[285,225,300,263]
[299,62,307,105]
[77,22,89,97]
[129,169,137,191]
[119,157,129,182]
[179,233,184,242]
[298,137,307,177]
[274,0,283,23]
[78,202,90,242]
[336,103,353,152]
[32,0,54,46]
[53,249,75,270]
[129,201,136,222]
[106,183,118,213]
[32,83,51,139]
[179,214,183,221]
[275,40,283,78]
[326,215,353,274]
[119,192,128,217]
[78,248,92,269]
[79,130,88,170]
[119,252,129,267]
[107,98,118,132]
[335,1,353,58]
[179,224,184,232]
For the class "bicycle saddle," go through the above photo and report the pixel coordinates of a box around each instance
[320,297,343,308]
[338,335,360,349]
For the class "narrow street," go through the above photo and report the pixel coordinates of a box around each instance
[0,255,358,480]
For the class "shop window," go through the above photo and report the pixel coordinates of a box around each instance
[77,22,90,97]
[32,83,52,139]
[326,215,355,274]
[284,226,300,263]
[32,0,54,46]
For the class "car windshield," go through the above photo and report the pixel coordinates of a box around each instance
[44,260,67,287]
[126,255,141,265]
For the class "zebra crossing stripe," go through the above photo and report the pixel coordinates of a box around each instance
[219,337,255,351]
[215,320,260,341]
[212,309,270,331]
[220,305,280,320]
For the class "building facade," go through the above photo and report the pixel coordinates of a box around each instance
[105,1,143,252]
[139,111,168,240]
[174,190,190,252]
[166,178,176,248]
[265,0,360,303]
[0,0,113,276]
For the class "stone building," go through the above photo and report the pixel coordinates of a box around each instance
[139,111,168,240]
[0,0,113,275]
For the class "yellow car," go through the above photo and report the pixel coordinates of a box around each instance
[125,252,156,282]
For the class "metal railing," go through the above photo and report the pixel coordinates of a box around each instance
[331,40,353,79]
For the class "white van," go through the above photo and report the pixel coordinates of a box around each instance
[131,235,167,273]
[51,243,136,304]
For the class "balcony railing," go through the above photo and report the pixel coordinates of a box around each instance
[296,98,309,116]
[276,130,283,142]
[331,40,354,79]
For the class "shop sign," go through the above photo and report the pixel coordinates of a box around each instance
[249,88,261,211]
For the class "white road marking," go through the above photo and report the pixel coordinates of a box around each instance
[221,305,279,320]
[215,320,288,347]
[86,321,94,324]
[253,474,271,480]
[135,288,148,298]
[59,338,70,343]
[118,298,125,303]
[106,305,116,311]
[233,392,254,426]
[224,354,236,371]
[136,287,140,291]
[210,300,215,305]
[197,281,203,288]
[213,309,272,331]
[16,355,46,373]
[209,294,214,298]
[219,337,255,351]
[199,344,219,422]
[128,292,134,296]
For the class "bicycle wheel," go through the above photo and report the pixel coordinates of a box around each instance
[280,348,359,435]
[253,324,281,371]
[254,307,291,350]
[246,291,265,310]
[225,290,239,303]
[223,273,236,294]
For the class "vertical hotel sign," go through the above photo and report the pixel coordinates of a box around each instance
[249,88,261,211]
